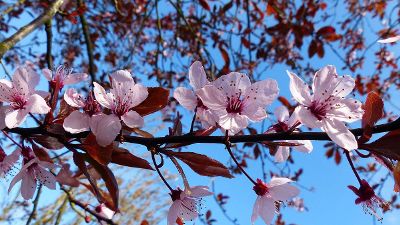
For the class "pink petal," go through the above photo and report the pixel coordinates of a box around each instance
[269,177,293,188]
[173,87,197,111]
[63,73,89,85]
[90,113,121,147]
[242,105,267,122]
[98,204,115,219]
[196,85,227,111]
[0,80,13,102]
[167,201,180,225]
[377,35,400,43]
[26,94,51,114]
[21,170,37,200]
[121,110,144,128]
[129,83,148,107]
[274,106,289,122]
[251,197,262,224]
[189,186,213,197]
[56,164,79,187]
[110,70,134,83]
[0,105,8,130]
[274,146,290,163]
[312,65,337,100]
[42,68,53,81]
[330,75,355,98]
[322,118,358,150]
[293,140,313,153]
[13,66,39,92]
[259,197,276,225]
[197,108,217,128]
[269,183,300,201]
[8,168,26,193]
[189,61,209,90]
[63,110,90,133]
[5,108,29,128]
[213,72,251,98]
[327,98,363,123]
[296,106,322,128]
[218,113,248,135]
[109,70,136,100]
[35,90,50,99]
[34,165,56,189]
[179,198,198,220]
[64,88,85,108]
[287,71,312,106]
[93,82,112,109]
[243,79,279,107]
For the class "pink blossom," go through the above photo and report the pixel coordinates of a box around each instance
[95,203,115,220]
[252,177,300,224]
[167,186,213,225]
[197,72,279,134]
[348,179,389,221]
[266,106,313,162]
[63,88,101,133]
[377,35,400,43]
[174,61,217,128]
[42,65,88,89]
[0,66,50,128]
[8,148,56,200]
[0,148,20,177]
[92,70,148,146]
[287,66,363,150]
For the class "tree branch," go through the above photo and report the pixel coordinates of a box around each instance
[0,0,64,59]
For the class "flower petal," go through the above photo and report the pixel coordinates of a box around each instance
[63,110,90,133]
[0,79,13,102]
[35,165,56,189]
[129,83,148,107]
[167,201,180,225]
[189,61,209,90]
[93,82,112,109]
[242,105,267,122]
[312,65,337,100]
[173,87,197,111]
[274,106,289,122]
[196,85,227,111]
[296,106,322,128]
[268,177,293,187]
[244,79,279,107]
[90,114,121,147]
[259,197,276,225]
[378,35,400,43]
[269,183,300,201]
[189,186,213,197]
[26,94,51,114]
[251,197,262,224]
[197,108,217,128]
[287,70,312,106]
[274,146,290,163]
[180,198,198,220]
[322,118,358,150]
[63,73,89,85]
[5,108,29,128]
[293,140,313,153]
[218,113,248,134]
[64,88,85,108]
[42,68,53,81]
[326,98,363,123]
[21,170,37,200]
[8,168,25,193]
[213,72,251,98]
[121,110,144,128]
[13,66,40,93]
[0,105,8,130]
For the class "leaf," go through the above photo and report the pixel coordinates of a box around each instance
[362,92,384,128]
[199,0,210,11]
[316,26,335,37]
[166,151,233,178]
[54,98,75,123]
[359,129,400,160]
[111,148,153,170]
[334,150,341,165]
[31,135,64,150]
[394,161,400,192]
[308,40,317,58]
[241,37,251,48]
[31,142,52,163]
[133,87,169,116]
[82,133,113,165]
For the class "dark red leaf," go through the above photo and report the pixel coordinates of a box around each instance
[334,150,341,164]
[111,148,153,170]
[32,143,52,163]
[316,26,335,37]
[199,0,210,11]
[166,151,234,178]
[241,37,251,48]
[359,129,400,160]
[82,133,113,165]
[133,87,169,116]
[362,91,384,128]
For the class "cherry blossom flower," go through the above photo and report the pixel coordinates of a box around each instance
[377,35,400,43]
[92,70,148,146]
[167,186,213,225]
[287,66,363,150]
[63,88,101,133]
[95,203,115,221]
[173,61,217,128]
[0,66,51,128]
[42,65,88,90]
[252,178,300,225]
[348,179,389,221]
[266,106,313,162]
[197,72,279,134]
[8,147,56,200]
[0,148,20,177]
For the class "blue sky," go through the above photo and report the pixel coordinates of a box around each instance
[1,1,400,225]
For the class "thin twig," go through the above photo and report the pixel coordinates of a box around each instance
[151,151,173,191]
[45,19,53,69]
[26,185,42,225]
[345,151,362,185]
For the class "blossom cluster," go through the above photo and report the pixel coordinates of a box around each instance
[0,60,378,225]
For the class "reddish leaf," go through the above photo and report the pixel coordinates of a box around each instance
[166,151,233,178]
[133,87,169,116]
[362,92,384,128]
[394,162,400,192]
[140,220,149,225]
[111,148,153,170]
[325,148,334,158]
[308,40,317,58]
[241,37,251,48]
[334,150,341,164]
[31,135,64,150]
[316,26,335,37]
[199,0,210,11]
[359,129,400,160]
[32,142,52,163]
[54,98,75,123]
[82,133,113,165]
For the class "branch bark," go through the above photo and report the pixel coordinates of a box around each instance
[0,0,64,59]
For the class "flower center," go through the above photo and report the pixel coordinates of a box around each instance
[11,95,27,110]
[309,101,328,120]
[196,97,208,110]
[170,189,182,201]
[357,180,376,202]
[226,97,243,114]
[83,92,101,116]
[253,179,269,196]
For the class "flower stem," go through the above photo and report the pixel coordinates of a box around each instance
[2,130,23,149]
[224,131,256,185]
[151,151,173,192]
[345,151,362,185]
[189,106,198,134]
[169,156,190,191]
